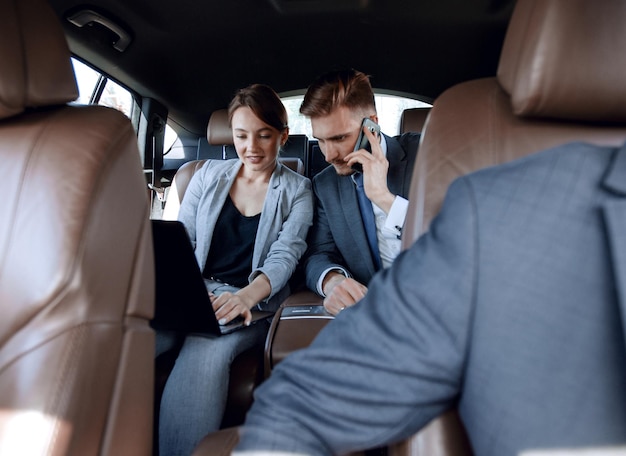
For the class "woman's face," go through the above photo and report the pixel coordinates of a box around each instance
[231,106,287,173]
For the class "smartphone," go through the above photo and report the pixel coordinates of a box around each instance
[351,117,381,172]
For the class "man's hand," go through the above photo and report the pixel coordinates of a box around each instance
[346,125,395,213]
[322,273,367,315]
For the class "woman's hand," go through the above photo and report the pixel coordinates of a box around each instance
[211,292,253,326]
[209,274,271,326]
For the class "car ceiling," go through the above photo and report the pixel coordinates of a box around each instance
[47,0,516,136]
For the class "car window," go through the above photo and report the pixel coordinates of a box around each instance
[281,94,431,139]
[72,57,178,152]
[72,58,134,117]
[72,58,100,104]
[98,78,134,118]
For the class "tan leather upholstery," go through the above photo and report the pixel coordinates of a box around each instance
[192,427,241,456]
[280,156,305,175]
[207,108,233,145]
[399,107,431,134]
[394,0,626,455]
[264,290,327,377]
[388,410,472,456]
[0,0,155,455]
[162,159,208,219]
[497,0,626,123]
[0,0,78,119]
[404,0,626,243]
[192,427,367,456]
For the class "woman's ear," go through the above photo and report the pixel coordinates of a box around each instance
[280,128,289,146]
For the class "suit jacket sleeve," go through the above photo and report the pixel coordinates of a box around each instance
[236,177,477,455]
[303,174,350,293]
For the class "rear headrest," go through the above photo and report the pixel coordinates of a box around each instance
[279,157,305,175]
[399,107,431,134]
[497,0,626,122]
[0,0,78,120]
[207,109,233,145]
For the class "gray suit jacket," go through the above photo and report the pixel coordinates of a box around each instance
[237,142,626,455]
[178,159,313,310]
[303,132,420,291]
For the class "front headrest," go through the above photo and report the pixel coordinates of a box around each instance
[0,0,78,120]
[207,109,234,145]
[497,0,626,122]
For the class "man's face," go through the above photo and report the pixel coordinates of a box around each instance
[311,105,363,176]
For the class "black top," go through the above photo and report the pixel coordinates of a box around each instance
[203,195,260,288]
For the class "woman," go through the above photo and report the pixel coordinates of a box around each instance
[157,84,313,455]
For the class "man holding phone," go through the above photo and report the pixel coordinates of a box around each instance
[300,68,420,314]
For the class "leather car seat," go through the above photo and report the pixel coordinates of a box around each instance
[404,0,626,241]
[391,0,626,455]
[0,0,155,455]
[399,107,431,135]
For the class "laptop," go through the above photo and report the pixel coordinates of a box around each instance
[150,219,274,336]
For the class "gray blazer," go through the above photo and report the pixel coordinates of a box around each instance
[303,132,420,290]
[178,159,313,310]
[237,141,626,455]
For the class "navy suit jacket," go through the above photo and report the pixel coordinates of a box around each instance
[237,142,626,456]
[303,132,420,292]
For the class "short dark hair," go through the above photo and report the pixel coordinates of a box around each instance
[228,83,288,132]
[300,69,376,118]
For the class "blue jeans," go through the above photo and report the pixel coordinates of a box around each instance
[156,282,269,456]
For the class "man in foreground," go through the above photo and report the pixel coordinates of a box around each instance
[234,141,626,455]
